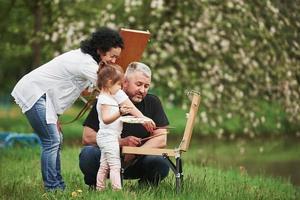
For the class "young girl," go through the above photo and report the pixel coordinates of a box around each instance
[95,64,142,190]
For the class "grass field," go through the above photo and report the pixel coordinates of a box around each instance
[0,146,299,200]
[1,102,300,199]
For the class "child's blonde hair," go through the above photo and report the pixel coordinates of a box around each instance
[97,64,124,90]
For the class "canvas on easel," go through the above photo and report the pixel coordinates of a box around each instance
[116,28,151,70]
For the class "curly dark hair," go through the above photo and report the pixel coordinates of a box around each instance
[80,27,124,63]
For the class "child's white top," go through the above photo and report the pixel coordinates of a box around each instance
[97,93,128,140]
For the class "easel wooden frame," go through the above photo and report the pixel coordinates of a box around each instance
[121,92,201,193]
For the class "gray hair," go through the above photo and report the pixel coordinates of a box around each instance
[125,62,152,78]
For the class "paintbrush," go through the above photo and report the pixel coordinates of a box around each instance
[154,126,176,130]
[140,132,169,142]
[101,104,133,108]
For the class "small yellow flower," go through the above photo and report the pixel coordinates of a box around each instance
[77,189,83,193]
[41,193,48,199]
[239,165,247,176]
[71,191,78,197]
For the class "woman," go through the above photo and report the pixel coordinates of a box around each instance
[11,27,129,191]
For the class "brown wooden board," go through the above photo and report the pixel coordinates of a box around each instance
[116,28,151,70]
[122,93,201,155]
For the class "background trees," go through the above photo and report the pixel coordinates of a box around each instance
[0,0,299,136]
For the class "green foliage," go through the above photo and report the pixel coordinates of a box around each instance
[1,0,300,136]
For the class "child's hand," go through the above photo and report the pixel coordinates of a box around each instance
[142,117,156,133]
[119,105,133,115]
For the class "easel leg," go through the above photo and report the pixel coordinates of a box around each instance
[120,154,124,187]
[176,157,183,193]
[121,167,124,187]
[163,154,182,193]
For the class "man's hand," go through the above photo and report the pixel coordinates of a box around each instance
[120,136,141,165]
[82,126,97,145]
[119,136,141,147]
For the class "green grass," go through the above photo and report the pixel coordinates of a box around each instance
[1,102,300,199]
[0,146,299,200]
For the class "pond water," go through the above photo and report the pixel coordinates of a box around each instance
[239,160,300,186]
[173,136,300,186]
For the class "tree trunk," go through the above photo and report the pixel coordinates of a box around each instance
[31,0,42,68]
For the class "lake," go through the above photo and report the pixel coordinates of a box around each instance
[170,136,300,186]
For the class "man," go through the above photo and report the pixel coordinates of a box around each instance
[79,62,170,187]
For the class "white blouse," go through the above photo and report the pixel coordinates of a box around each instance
[11,49,127,124]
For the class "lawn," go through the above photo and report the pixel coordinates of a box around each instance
[0,146,299,200]
[1,102,300,199]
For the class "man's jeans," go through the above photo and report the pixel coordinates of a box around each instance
[79,145,170,186]
[25,94,65,190]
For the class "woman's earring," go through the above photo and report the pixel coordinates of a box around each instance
[99,61,105,68]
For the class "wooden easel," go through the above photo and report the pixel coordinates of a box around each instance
[116,28,151,70]
[122,91,201,193]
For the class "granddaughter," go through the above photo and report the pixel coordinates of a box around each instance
[95,64,150,190]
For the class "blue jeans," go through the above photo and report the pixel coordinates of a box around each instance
[25,94,65,190]
[79,145,169,186]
